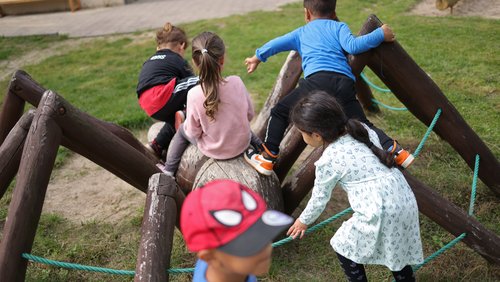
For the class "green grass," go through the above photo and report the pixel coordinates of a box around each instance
[0,0,499,281]
[0,34,68,61]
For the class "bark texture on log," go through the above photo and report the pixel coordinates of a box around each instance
[135,173,178,282]
[0,92,62,281]
[192,155,284,212]
[0,110,34,198]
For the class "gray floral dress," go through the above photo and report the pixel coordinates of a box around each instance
[298,126,423,271]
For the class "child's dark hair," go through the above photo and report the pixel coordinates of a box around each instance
[191,32,225,121]
[156,22,188,48]
[303,0,336,17]
[291,91,395,168]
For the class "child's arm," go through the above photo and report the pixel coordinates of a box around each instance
[245,30,299,73]
[287,156,343,239]
[338,22,393,55]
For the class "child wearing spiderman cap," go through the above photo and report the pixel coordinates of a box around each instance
[181,179,293,282]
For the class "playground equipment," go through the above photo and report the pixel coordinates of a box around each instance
[0,14,498,281]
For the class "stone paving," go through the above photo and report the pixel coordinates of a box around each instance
[0,0,299,37]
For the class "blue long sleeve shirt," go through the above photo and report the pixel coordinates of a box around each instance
[255,19,385,80]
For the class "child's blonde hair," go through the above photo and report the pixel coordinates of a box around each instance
[191,32,225,121]
[156,22,188,48]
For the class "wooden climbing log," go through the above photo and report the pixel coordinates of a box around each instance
[0,93,62,281]
[42,90,161,192]
[0,70,158,163]
[403,171,500,264]
[0,78,26,144]
[274,127,306,182]
[355,77,380,113]
[359,15,500,196]
[0,110,33,199]
[135,173,179,282]
[175,145,209,195]
[252,51,302,139]
[281,146,500,264]
[192,155,284,211]
[281,147,323,214]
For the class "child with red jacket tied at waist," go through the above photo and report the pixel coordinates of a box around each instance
[159,31,262,177]
[180,179,293,282]
[244,0,414,176]
[136,22,199,158]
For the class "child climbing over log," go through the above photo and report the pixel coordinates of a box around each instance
[136,22,199,159]
[180,179,293,282]
[159,31,262,176]
[244,0,414,176]
[287,91,423,282]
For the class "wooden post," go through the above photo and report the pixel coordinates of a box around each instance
[360,15,500,195]
[0,92,62,281]
[135,174,179,282]
[0,76,26,144]
[281,146,500,263]
[252,51,302,139]
[0,110,34,199]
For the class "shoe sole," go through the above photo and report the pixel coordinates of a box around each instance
[244,153,273,176]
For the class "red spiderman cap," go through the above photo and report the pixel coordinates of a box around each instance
[180,179,293,257]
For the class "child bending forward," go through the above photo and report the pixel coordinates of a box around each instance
[161,31,261,176]
[287,91,423,282]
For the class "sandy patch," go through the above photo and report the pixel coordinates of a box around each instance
[42,131,148,224]
[409,0,500,19]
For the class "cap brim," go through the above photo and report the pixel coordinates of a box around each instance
[218,210,293,257]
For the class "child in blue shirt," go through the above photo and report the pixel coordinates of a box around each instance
[244,0,414,176]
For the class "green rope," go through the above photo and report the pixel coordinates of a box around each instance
[23,208,353,276]
[468,154,480,216]
[360,72,392,93]
[272,207,353,247]
[371,98,408,111]
[413,109,442,158]
[22,253,194,275]
[412,233,466,272]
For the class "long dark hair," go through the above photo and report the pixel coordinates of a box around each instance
[191,32,225,121]
[290,91,395,168]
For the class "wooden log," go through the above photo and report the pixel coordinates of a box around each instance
[0,110,34,199]
[274,127,306,182]
[192,155,284,211]
[0,92,62,281]
[404,171,500,264]
[281,147,323,215]
[281,145,500,263]
[0,76,26,144]
[3,70,158,163]
[252,51,302,139]
[135,173,178,282]
[355,77,380,113]
[41,90,160,192]
[175,144,209,195]
[361,15,500,196]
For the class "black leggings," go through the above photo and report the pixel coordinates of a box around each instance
[264,71,393,153]
[336,253,415,282]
